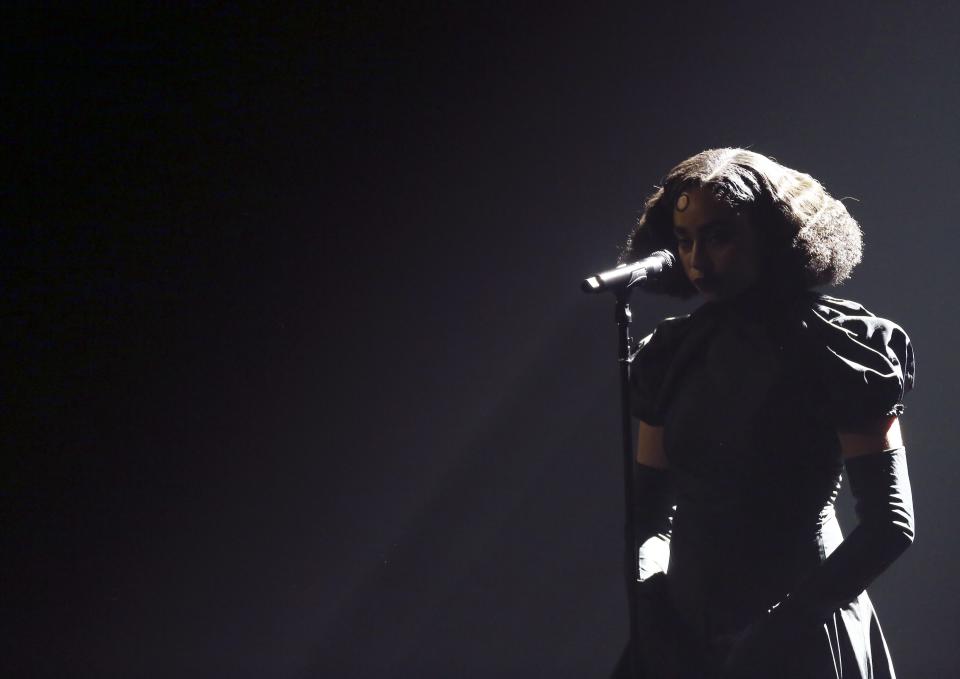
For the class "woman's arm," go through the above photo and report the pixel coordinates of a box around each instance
[785,415,915,617]
[725,416,915,673]
[629,423,689,677]
[636,421,669,468]
[838,414,904,457]
[633,422,673,581]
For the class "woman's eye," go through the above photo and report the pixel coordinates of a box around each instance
[676,238,692,250]
[707,230,731,245]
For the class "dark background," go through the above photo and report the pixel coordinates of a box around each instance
[6,2,958,677]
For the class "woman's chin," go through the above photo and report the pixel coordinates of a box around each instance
[698,288,721,302]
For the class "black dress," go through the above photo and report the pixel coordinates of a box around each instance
[627,289,915,678]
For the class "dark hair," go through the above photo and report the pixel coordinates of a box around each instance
[621,148,863,297]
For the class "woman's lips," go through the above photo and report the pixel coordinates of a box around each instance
[692,276,718,291]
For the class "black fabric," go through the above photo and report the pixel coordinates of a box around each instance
[632,464,675,571]
[629,292,915,429]
[722,448,914,678]
[629,467,683,677]
[621,290,914,679]
[800,300,915,426]
[790,447,915,620]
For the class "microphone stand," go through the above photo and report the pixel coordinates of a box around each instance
[614,289,642,678]
[583,255,675,677]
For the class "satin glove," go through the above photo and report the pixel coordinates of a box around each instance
[633,464,675,582]
[723,447,914,676]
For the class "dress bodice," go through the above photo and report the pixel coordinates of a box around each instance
[629,290,914,639]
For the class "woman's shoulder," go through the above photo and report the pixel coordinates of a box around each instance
[802,293,912,355]
[797,293,915,424]
[807,293,901,323]
[629,314,696,425]
[807,293,871,316]
[634,313,695,352]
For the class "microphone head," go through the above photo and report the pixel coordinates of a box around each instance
[650,249,677,271]
[580,249,680,294]
[631,249,683,293]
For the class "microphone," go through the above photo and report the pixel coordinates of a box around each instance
[580,250,677,294]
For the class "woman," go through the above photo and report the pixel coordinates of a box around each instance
[613,149,915,678]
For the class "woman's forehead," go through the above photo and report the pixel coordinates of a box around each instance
[672,186,737,229]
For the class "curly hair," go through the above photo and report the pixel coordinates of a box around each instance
[621,148,863,297]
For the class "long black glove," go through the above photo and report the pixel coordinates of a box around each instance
[787,446,914,616]
[620,465,696,679]
[633,464,675,582]
[724,447,914,674]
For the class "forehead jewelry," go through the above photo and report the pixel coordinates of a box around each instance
[675,192,690,212]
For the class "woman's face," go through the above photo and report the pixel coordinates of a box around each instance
[672,186,760,301]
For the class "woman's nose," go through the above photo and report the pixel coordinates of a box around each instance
[690,240,708,271]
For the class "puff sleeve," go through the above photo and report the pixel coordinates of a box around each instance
[628,315,693,425]
[802,297,915,427]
